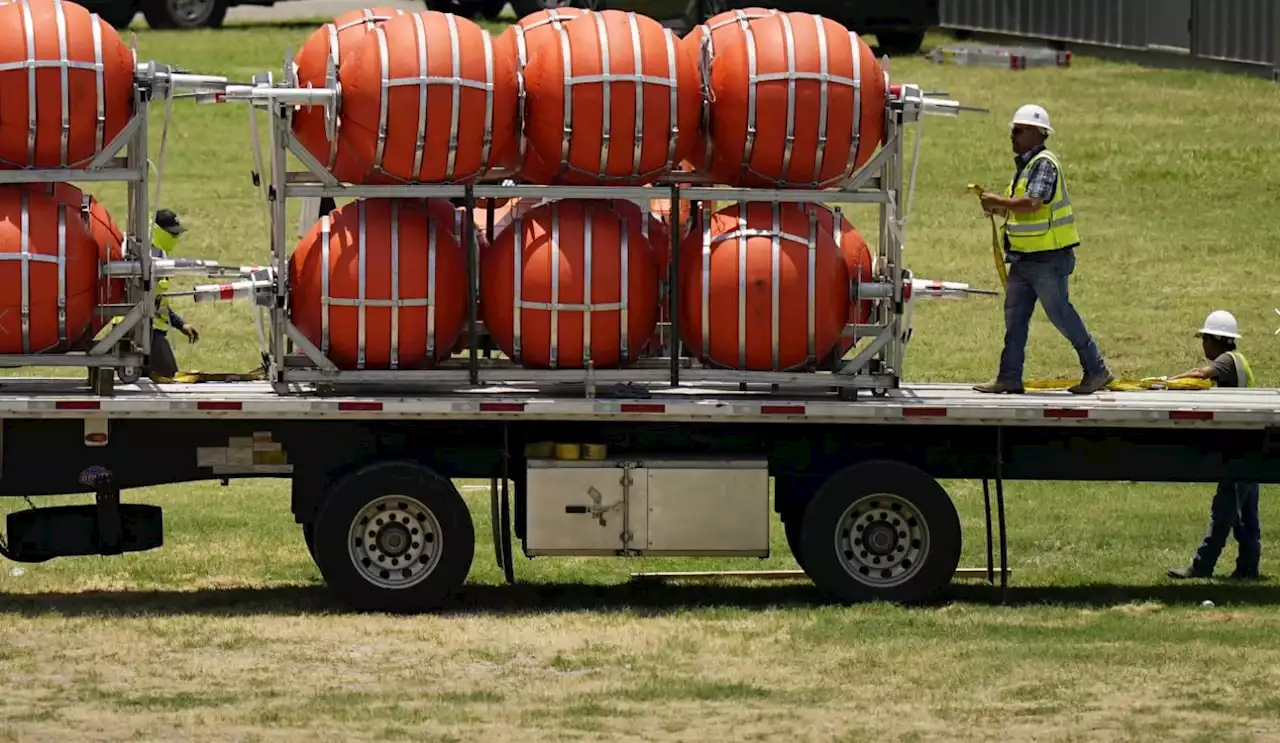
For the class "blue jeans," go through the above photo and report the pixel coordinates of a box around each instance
[1193,481,1261,575]
[998,249,1107,383]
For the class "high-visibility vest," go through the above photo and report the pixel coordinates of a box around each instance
[1228,350,1255,388]
[153,278,172,332]
[1003,149,1080,253]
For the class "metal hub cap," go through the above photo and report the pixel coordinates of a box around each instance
[348,495,443,590]
[834,494,929,587]
[167,0,216,24]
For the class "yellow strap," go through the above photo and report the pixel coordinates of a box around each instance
[967,183,1008,292]
[1024,377,1212,392]
[152,368,267,384]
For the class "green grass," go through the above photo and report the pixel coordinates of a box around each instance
[2,19,1280,743]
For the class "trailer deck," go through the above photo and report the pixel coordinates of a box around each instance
[0,379,1276,428]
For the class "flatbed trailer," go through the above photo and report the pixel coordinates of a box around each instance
[1,378,1277,612]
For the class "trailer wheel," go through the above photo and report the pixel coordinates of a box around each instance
[799,460,960,604]
[312,461,475,613]
[302,523,317,562]
[784,517,806,570]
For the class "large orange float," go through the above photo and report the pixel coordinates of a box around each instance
[812,204,874,365]
[480,199,659,369]
[702,12,886,188]
[495,6,594,176]
[0,186,102,353]
[678,201,849,371]
[338,11,519,183]
[0,0,135,169]
[521,10,701,185]
[24,182,126,333]
[680,7,777,174]
[290,198,469,370]
[293,7,409,184]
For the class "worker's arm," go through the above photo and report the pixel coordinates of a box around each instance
[981,157,1057,214]
[1169,364,1218,381]
[169,308,199,343]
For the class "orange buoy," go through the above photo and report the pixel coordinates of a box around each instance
[289,198,468,370]
[24,182,125,332]
[678,201,849,371]
[338,11,519,183]
[0,186,102,353]
[702,12,887,188]
[481,199,659,368]
[293,7,409,184]
[0,0,135,169]
[811,204,873,365]
[679,8,777,174]
[495,6,594,176]
[521,10,701,185]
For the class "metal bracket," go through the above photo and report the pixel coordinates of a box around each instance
[79,466,123,556]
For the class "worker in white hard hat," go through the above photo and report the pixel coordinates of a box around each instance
[974,104,1113,396]
[1166,310,1260,580]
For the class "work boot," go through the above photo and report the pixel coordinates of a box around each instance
[1068,370,1114,395]
[1167,564,1213,579]
[974,379,1024,394]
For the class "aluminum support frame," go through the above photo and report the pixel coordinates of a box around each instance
[255,69,929,397]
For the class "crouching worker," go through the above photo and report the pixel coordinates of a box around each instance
[1166,310,1260,580]
[143,210,200,380]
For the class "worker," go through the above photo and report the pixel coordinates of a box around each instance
[143,209,200,380]
[1166,310,1260,580]
[973,104,1113,396]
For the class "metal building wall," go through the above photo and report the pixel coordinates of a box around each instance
[938,0,1279,78]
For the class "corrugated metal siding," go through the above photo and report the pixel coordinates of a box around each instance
[1193,0,1275,64]
[939,0,1279,77]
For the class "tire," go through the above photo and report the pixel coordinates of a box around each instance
[784,517,806,570]
[95,5,139,29]
[313,461,475,613]
[511,0,573,17]
[799,460,960,605]
[302,523,317,562]
[876,29,927,57]
[142,0,227,29]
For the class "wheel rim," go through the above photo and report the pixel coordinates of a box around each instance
[166,0,215,24]
[834,493,929,588]
[347,495,444,590]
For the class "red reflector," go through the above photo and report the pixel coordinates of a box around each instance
[339,401,383,412]
[1044,408,1088,419]
[56,400,100,410]
[84,433,108,443]
[480,402,525,412]
[903,407,947,417]
[620,403,665,413]
[1170,410,1214,421]
[761,405,805,415]
[197,401,242,411]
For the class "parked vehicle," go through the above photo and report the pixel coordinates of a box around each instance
[85,0,935,48]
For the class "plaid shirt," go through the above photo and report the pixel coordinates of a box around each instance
[1012,144,1058,203]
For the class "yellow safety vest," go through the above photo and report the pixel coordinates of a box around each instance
[1003,149,1080,253]
[1228,351,1255,388]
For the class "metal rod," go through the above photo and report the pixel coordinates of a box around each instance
[465,186,480,386]
[996,426,1009,603]
[982,478,994,584]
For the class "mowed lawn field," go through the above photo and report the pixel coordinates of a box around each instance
[4,17,1280,743]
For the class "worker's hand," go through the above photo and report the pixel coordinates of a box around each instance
[182,325,200,344]
[979,192,1007,213]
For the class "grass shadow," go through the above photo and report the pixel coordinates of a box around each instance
[3,577,1280,617]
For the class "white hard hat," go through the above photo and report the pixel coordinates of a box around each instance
[1009,104,1054,135]
[1197,310,1241,339]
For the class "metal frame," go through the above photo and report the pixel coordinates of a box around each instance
[0,55,247,393]
[228,62,975,397]
[0,67,155,389]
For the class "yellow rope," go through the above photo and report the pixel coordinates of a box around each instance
[967,183,1008,292]
[152,368,267,384]
[1025,377,1212,391]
